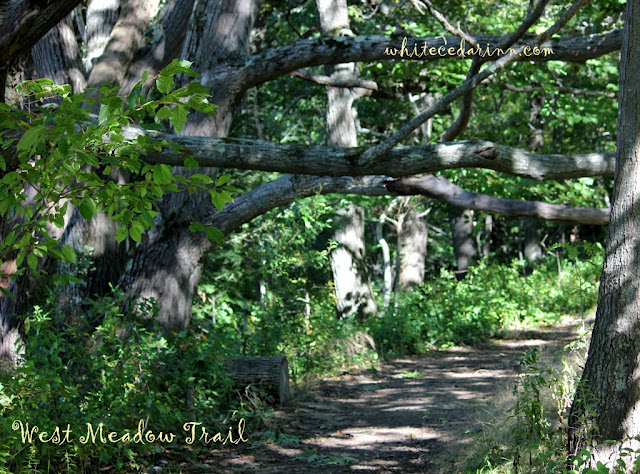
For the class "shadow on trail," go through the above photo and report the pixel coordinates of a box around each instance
[180,323,582,473]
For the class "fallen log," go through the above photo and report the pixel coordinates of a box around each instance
[227,355,290,404]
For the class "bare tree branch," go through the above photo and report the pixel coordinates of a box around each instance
[385,174,610,225]
[290,69,378,91]
[117,128,616,180]
[503,83,617,98]
[211,172,610,236]
[416,0,478,47]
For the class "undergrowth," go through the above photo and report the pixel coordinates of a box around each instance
[0,243,603,471]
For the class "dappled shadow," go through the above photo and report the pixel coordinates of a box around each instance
[174,323,582,473]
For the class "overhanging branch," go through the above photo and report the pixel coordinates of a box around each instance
[211,173,610,237]
[122,129,615,180]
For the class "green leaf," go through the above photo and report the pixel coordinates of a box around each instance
[157,75,174,95]
[129,221,144,243]
[191,173,213,185]
[27,253,38,271]
[184,155,199,169]
[115,225,128,243]
[78,198,97,220]
[170,106,189,133]
[156,106,171,121]
[189,221,205,232]
[215,174,231,186]
[160,59,199,77]
[152,164,173,184]
[17,125,44,155]
[210,192,226,211]
[205,226,224,244]
[98,103,110,124]
[128,84,143,109]
[61,245,76,263]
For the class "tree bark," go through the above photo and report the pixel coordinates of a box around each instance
[568,1,640,469]
[449,206,477,280]
[85,0,120,73]
[397,203,428,288]
[318,0,377,319]
[112,0,261,330]
[330,203,378,319]
[523,217,542,263]
[31,12,86,94]
[227,356,290,404]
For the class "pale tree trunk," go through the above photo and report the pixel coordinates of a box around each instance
[397,200,428,289]
[523,217,542,263]
[376,197,399,310]
[449,207,477,280]
[317,0,377,319]
[330,203,378,319]
[568,1,640,469]
[481,214,492,258]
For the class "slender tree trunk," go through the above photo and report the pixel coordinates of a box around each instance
[449,206,477,280]
[317,0,377,319]
[568,2,640,469]
[376,198,397,310]
[482,214,492,258]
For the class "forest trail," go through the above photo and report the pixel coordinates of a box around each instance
[175,322,584,473]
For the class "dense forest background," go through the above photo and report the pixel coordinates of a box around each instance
[0,0,636,472]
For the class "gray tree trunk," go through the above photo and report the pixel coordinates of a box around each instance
[523,217,542,263]
[330,203,378,319]
[568,1,640,469]
[397,203,428,289]
[115,0,260,330]
[318,0,377,319]
[449,206,477,280]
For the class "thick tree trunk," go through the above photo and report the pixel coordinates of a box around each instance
[32,12,86,93]
[114,0,260,330]
[85,0,120,72]
[568,1,640,469]
[318,0,377,319]
[449,206,477,280]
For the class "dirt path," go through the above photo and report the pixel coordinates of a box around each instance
[173,323,583,473]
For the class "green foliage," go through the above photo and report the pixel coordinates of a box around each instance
[367,252,601,358]
[0,286,238,473]
[0,60,232,282]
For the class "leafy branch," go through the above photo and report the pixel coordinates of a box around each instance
[0,59,234,289]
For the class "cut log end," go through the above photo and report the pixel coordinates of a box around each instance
[227,355,290,404]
